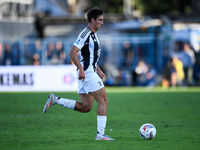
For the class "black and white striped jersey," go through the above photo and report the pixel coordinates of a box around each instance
[73,27,101,72]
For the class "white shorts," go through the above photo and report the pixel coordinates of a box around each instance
[77,71,104,94]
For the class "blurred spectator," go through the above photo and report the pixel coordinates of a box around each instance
[55,41,63,58]
[32,53,40,65]
[146,64,157,86]
[98,44,108,73]
[11,43,20,65]
[179,43,196,86]
[59,50,68,64]
[134,60,148,86]
[47,54,59,65]
[46,42,55,60]
[31,39,42,65]
[171,57,185,86]
[46,41,68,65]
[121,41,134,67]
[194,50,200,85]
[24,38,32,65]
[0,43,2,64]
[162,57,184,87]
[162,58,174,87]
[2,43,12,65]
[47,49,68,65]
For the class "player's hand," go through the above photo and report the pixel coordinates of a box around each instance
[97,70,105,79]
[78,69,85,82]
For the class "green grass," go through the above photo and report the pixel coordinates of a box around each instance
[0,87,200,150]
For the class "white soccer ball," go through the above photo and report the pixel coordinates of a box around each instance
[139,123,156,140]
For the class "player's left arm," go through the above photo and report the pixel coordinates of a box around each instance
[97,65,105,79]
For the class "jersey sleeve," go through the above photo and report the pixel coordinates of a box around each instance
[73,32,90,49]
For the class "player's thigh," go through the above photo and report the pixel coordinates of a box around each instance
[90,87,108,104]
[79,93,94,108]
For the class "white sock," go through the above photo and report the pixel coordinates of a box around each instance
[97,115,107,136]
[57,98,76,110]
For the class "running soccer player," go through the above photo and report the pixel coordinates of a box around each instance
[43,7,114,141]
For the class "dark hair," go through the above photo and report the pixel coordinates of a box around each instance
[87,7,103,23]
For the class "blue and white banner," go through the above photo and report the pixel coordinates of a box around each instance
[0,65,78,92]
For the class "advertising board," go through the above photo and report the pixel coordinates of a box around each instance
[0,65,78,92]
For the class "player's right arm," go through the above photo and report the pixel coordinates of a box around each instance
[69,46,85,81]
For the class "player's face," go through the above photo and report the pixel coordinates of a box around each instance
[94,15,103,31]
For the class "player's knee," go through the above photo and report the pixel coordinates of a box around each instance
[105,97,108,104]
[85,108,92,113]
[98,97,108,106]
[83,105,92,113]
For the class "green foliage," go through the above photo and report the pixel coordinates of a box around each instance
[88,0,123,13]
[134,0,178,15]
[88,0,193,15]
[0,87,200,149]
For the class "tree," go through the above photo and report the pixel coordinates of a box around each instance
[87,0,200,16]
[87,0,123,13]
[134,0,194,15]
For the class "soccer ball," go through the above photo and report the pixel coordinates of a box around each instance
[139,123,156,140]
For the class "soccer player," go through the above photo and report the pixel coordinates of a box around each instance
[43,7,114,141]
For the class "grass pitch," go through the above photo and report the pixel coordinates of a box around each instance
[0,87,200,150]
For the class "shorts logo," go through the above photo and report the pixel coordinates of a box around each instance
[98,81,102,86]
